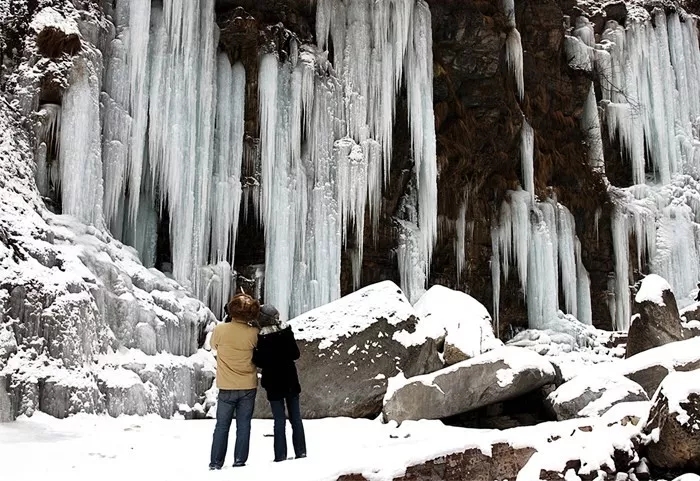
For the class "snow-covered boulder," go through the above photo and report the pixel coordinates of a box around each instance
[643,369,700,471]
[382,346,555,423]
[97,368,151,417]
[101,348,216,418]
[516,423,641,481]
[627,274,684,358]
[673,475,700,481]
[413,285,503,365]
[507,312,598,356]
[255,281,442,419]
[546,373,648,421]
[39,372,103,419]
[613,337,700,397]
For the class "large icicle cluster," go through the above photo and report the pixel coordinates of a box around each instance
[49,0,439,320]
[491,191,592,330]
[569,9,700,330]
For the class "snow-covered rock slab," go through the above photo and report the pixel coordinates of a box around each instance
[546,373,648,421]
[413,285,503,365]
[627,274,684,357]
[382,346,555,423]
[611,337,700,397]
[643,369,700,471]
[264,281,442,419]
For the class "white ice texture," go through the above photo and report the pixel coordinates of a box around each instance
[51,0,439,321]
[491,191,592,330]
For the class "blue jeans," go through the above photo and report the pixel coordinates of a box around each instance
[269,395,306,461]
[209,389,256,468]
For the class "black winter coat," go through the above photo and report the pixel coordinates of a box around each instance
[252,326,301,401]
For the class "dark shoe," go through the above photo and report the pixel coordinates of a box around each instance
[296,454,307,459]
[209,465,222,470]
[233,462,245,467]
[274,458,286,462]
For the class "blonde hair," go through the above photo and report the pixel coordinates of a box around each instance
[226,293,260,323]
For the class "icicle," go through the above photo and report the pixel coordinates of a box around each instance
[581,83,605,171]
[501,0,516,29]
[558,205,579,318]
[60,54,104,227]
[397,219,426,304]
[455,202,467,282]
[574,16,595,47]
[505,28,524,101]
[576,239,593,325]
[565,35,593,71]
[126,0,151,225]
[491,224,501,335]
[521,119,535,202]
[407,0,438,280]
[146,0,218,290]
[611,206,631,331]
[527,210,558,329]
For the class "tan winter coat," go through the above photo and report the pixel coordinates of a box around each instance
[211,318,259,390]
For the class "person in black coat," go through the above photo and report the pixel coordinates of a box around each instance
[252,304,307,462]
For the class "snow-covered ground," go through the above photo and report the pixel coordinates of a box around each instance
[0,414,491,481]
[0,406,651,481]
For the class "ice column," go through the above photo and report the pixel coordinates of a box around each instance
[60,54,104,227]
[491,191,592,328]
[147,0,217,289]
[521,119,535,201]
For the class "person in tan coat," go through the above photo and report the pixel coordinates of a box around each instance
[209,293,260,470]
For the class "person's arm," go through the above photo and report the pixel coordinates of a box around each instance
[252,336,268,368]
[287,329,300,361]
[211,327,220,351]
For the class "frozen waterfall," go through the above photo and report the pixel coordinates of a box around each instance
[50,0,437,322]
[491,191,592,329]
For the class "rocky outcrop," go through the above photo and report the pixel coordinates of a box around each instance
[383,347,555,423]
[255,282,443,419]
[30,7,82,58]
[627,275,685,358]
[0,374,13,422]
[338,444,537,481]
[614,337,700,397]
[546,374,648,421]
[643,369,700,471]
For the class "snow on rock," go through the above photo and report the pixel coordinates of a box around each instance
[97,368,150,417]
[515,422,640,481]
[29,7,82,59]
[0,98,214,420]
[627,274,684,358]
[382,346,555,423]
[643,369,700,470]
[412,285,503,364]
[609,337,700,397]
[293,281,417,349]
[634,274,672,306]
[507,312,599,356]
[261,281,443,419]
[546,373,648,421]
[673,475,700,481]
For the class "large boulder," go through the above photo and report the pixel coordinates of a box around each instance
[643,369,700,471]
[612,337,700,397]
[546,373,648,421]
[627,275,684,358]
[255,281,443,419]
[413,285,503,365]
[382,346,555,423]
[97,368,152,417]
[39,373,104,418]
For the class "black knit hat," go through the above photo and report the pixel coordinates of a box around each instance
[258,304,280,327]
